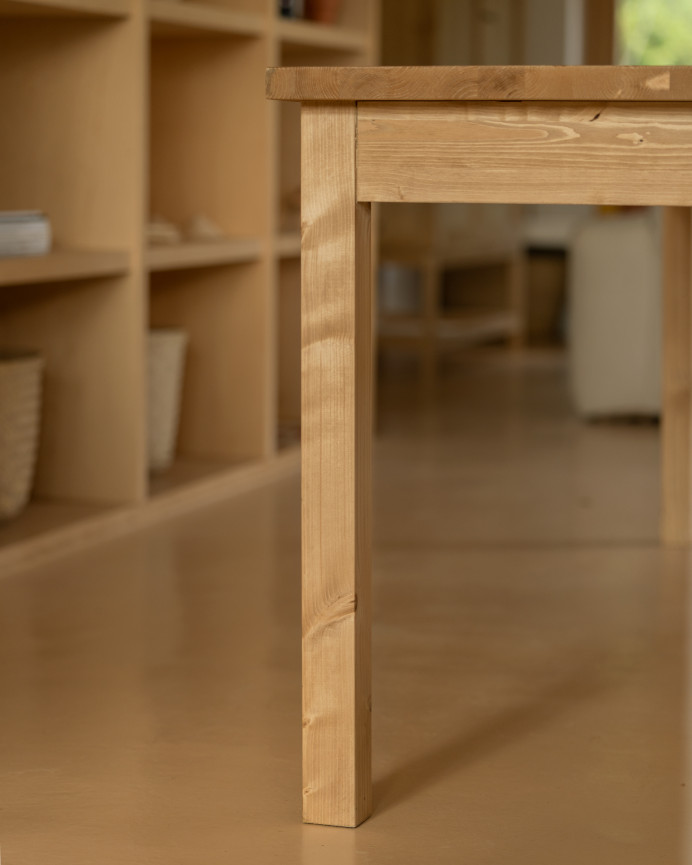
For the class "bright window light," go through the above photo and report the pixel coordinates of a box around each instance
[618,0,692,64]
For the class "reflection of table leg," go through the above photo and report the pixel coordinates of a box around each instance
[420,254,439,384]
[301,103,373,828]
[508,250,527,349]
[662,207,692,545]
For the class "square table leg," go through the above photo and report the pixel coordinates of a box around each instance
[300,102,373,827]
[662,207,692,545]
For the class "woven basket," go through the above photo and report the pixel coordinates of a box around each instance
[0,349,44,520]
[147,329,188,473]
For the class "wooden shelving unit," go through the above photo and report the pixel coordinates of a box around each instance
[0,0,379,573]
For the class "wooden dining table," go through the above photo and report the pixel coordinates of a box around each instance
[266,64,692,828]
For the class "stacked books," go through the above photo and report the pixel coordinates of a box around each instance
[0,211,52,258]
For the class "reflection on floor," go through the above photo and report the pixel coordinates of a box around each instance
[0,350,688,865]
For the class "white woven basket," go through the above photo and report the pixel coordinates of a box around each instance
[147,329,188,473]
[0,349,44,520]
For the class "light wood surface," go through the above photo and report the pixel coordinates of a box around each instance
[0,448,299,576]
[357,101,692,207]
[0,0,127,16]
[662,208,692,545]
[266,65,692,103]
[148,0,263,37]
[301,103,372,827]
[276,17,368,52]
[0,353,685,863]
[146,239,262,273]
[0,249,129,287]
[272,63,692,827]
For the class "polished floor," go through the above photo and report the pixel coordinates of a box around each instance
[0,350,689,864]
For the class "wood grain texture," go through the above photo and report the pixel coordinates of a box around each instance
[266,65,692,103]
[301,103,372,827]
[662,208,692,545]
[357,102,692,206]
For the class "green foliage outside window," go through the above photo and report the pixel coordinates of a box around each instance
[618,0,692,64]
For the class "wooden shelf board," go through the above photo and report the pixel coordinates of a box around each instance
[275,231,301,259]
[149,0,264,37]
[0,248,130,288]
[0,450,300,576]
[147,238,262,273]
[0,0,128,17]
[379,311,519,344]
[276,18,367,52]
[148,457,241,498]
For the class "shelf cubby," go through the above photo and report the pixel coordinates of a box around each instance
[0,275,146,506]
[149,261,270,469]
[150,35,269,241]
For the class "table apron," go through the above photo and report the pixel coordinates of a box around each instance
[356,100,692,206]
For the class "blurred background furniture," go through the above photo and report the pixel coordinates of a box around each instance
[569,210,662,417]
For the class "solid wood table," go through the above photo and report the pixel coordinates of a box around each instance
[266,65,692,828]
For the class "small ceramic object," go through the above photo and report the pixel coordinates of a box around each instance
[183,214,227,243]
[305,0,342,24]
[147,216,181,246]
[147,330,188,473]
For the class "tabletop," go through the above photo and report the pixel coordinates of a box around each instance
[265,65,692,103]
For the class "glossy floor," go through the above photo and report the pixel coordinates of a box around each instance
[0,351,689,864]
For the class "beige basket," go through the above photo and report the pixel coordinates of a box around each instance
[0,349,44,520]
[147,329,188,473]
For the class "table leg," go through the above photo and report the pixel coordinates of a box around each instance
[662,207,692,545]
[301,103,373,827]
